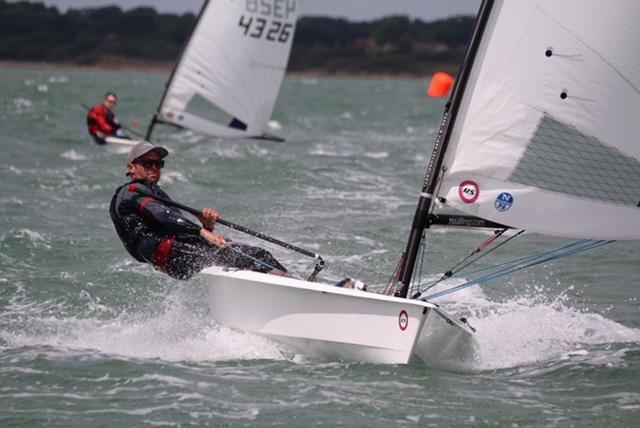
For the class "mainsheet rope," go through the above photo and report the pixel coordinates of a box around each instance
[223,243,278,272]
[222,243,324,281]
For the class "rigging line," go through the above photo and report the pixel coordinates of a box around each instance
[412,230,428,296]
[414,228,519,297]
[446,229,508,273]
[384,253,405,296]
[413,239,601,295]
[414,238,593,293]
[421,240,612,301]
[446,229,524,277]
[422,240,610,301]
[449,238,591,279]
[409,171,446,298]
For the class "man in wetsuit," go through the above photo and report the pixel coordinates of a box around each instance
[87,92,128,144]
[109,141,288,280]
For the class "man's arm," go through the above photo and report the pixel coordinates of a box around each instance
[127,186,219,239]
[200,228,227,247]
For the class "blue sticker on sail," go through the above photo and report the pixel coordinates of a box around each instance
[495,192,514,212]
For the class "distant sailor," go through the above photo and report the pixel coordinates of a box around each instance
[109,141,288,280]
[87,92,129,144]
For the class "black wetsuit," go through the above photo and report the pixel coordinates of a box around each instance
[109,180,287,280]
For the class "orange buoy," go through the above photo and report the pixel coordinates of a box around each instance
[427,72,454,98]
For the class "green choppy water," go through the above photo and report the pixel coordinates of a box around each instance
[1,67,639,427]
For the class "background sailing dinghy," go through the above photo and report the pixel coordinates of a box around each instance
[145,0,298,142]
[198,0,640,366]
[103,136,139,146]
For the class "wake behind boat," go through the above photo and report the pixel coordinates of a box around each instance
[196,0,640,366]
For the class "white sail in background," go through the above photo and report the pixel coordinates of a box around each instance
[157,0,298,138]
[437,0,640,240]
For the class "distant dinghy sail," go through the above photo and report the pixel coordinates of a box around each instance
[146,0,298,141]
[433,0,640,241]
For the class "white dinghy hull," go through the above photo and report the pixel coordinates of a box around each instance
[201,267,475,365]
[104,136,139,146]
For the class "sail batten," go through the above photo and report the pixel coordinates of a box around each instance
[435,0,640,240]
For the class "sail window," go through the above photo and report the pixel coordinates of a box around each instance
[509,114,640,207]
[184,93,247,131]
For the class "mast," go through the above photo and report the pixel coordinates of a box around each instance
[397,0,496,298]
[145,0,210,141]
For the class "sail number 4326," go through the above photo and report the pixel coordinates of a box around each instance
[239,0,297,43]
[238,16,293,43]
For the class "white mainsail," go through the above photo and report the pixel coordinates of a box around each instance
[154,0,298,138]
[436,0,640,240]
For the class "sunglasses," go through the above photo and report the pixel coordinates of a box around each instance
[134,159,165,169]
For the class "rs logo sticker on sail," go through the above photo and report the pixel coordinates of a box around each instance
[458,180,480,204]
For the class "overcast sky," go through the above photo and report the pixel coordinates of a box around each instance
[17,0,481,21]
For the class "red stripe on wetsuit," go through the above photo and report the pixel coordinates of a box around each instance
[134,191,174,272]
[139,197,155,214]
[153,236,175,273]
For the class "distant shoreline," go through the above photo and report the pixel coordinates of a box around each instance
[0,59,173,73]
[0,60,434,81]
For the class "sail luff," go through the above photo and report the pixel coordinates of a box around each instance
[145,0,210,141]
[397,0,497,298]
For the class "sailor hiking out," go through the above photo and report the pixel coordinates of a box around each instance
[109,141,288,279]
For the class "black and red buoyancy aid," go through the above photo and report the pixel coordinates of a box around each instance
[109,181,202,271]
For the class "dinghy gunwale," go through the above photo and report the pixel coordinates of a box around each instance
[200,266,440,309]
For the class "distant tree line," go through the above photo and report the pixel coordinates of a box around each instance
[0,1,475,75]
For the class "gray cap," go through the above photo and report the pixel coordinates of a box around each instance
[127,141,169,163]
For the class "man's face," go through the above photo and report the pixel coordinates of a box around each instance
[104,95,117,110]
[127,151,164,185]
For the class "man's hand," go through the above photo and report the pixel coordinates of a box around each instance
[200,228,227,247]
[201,208,219,230]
